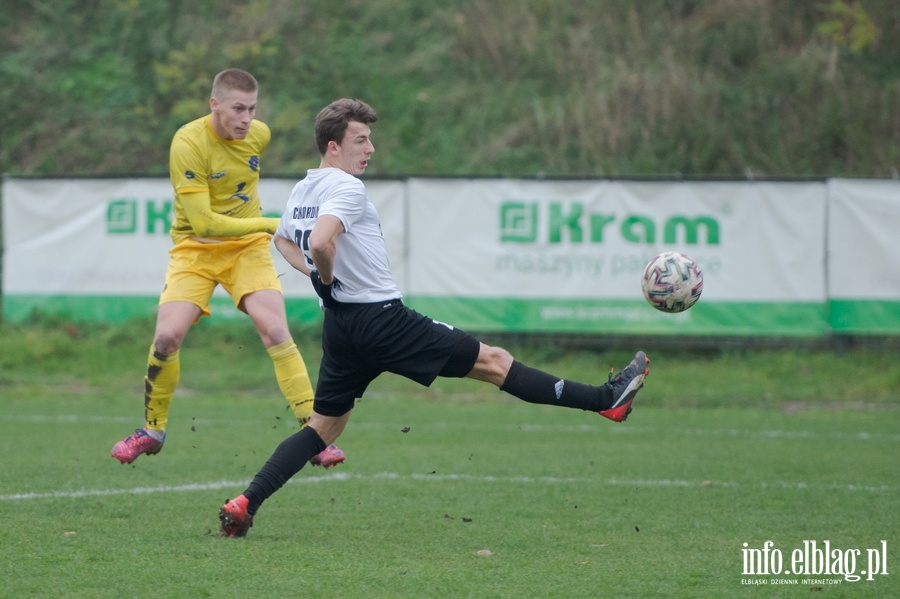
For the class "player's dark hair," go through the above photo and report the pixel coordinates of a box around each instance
[315,99,378,154]
[212,68,258,99]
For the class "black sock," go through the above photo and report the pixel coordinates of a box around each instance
[243,426,327,515]
[500,360,614,411]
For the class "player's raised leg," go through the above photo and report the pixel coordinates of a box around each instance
[469,342,650,422]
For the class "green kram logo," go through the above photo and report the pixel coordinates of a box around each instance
[106,199,173,234]
[499,201,719,245]
[107,200,138,233]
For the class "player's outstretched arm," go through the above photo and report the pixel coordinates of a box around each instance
[180,191,280,237]
[274,234,312,277]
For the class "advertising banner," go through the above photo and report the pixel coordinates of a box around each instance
[1,177,406,323]
[8,176,897,337]
[826,178,900,334]
[405,178,828,336]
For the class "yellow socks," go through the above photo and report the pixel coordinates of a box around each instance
[267,340,314,426]
[143,345,180,432]
[141,341,312,432]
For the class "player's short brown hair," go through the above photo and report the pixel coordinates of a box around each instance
[211,69,258,99]
[314,99,378,155]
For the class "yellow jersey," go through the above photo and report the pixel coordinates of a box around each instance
[168,115,272,243]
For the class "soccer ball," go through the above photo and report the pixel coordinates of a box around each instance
[640,251,703,313]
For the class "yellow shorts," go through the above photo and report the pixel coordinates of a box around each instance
[160,232,283,317]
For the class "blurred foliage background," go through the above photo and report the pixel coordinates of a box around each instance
[1,0,898,178]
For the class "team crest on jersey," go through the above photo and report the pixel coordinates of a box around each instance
[184,170,195,179]
[249,156,260,171]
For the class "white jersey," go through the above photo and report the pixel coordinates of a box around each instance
[277,167,401,303]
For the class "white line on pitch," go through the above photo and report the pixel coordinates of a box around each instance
[0,472,893,502]
[7,413,900,442]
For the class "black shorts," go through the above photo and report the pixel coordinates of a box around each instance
[313,300,480,417]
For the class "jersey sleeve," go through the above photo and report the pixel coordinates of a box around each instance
[318,176,367,232]
[179,191,280,237]
[169,128,208,195]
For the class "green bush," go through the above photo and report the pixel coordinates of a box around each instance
[1,0,897,178]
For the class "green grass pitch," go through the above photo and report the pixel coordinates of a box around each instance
[1,321,898,597]
[2,389,897,598]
